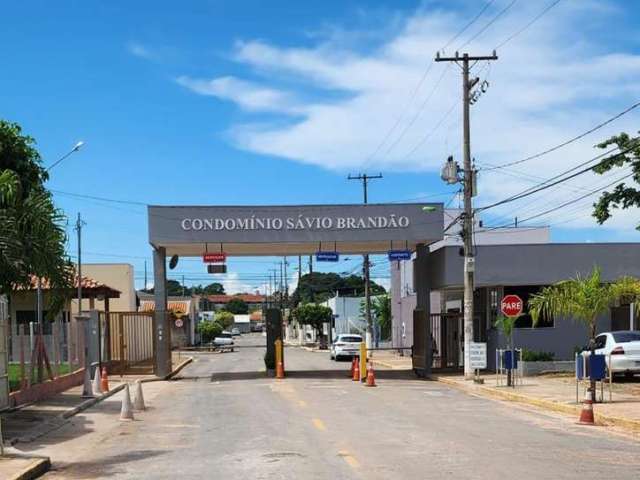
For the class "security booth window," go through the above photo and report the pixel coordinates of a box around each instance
[503,286,554,328]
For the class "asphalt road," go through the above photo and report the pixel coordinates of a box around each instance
[40,333,640,479]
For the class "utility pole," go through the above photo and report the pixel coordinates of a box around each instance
[144,260,147,291]
[298,256,302,285]
[436,51,498,378]
[308,255,313,275]
[76,213,84,320]
[348,173,382,349]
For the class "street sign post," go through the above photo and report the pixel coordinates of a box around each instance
[203,252,226,263]
[316,251,339,262]
[501,294,523,318]
[469,343,487,369]
[387,250,412,261]
[469,342,487,383]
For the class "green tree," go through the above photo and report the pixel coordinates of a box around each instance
[290,272,386,305]
[592,131,640,229]
[529,267,640,393]
[0,120,71,314]
[371,294,392,340]
[215,310,235,330]
[192,282,225,295]
[225,297,248,314]
[292,304,332,338]
[197,319,223,343]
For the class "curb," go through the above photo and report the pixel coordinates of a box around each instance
[371,359,411,370]
[8,384,127,445]
[5,455,51,480]
[140,357,194,383]
[60,383,126,420]
[431,375,640,433]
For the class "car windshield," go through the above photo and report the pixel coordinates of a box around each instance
[217,333,232,338]
[611,331,640,343]
[339,336,362,343]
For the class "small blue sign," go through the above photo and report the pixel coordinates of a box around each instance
[316,251,339,262]
[388,250,412,261]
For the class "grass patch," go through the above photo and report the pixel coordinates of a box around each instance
[8,363,72,392]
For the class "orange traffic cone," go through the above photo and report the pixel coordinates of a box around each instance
[352,357,360,381]
[100,366,110,392]
[578,388,595,425]
[276,360,285,379]
[366,362,377,387]
[349,357,356,378]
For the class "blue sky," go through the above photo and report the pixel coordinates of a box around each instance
[2,1,640,293]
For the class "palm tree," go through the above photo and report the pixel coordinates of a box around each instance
[494,315,518,385]
[529,267,640,394]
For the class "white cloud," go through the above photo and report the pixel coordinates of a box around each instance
[179,1,640,234]
[176,75,305,115]
[127,42,155,60]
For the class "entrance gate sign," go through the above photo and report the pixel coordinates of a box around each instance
[388,250,412,261]
[316,251,339,262]
[469,342,487,369]
[203,252,226,263]
[148,204,443,251]
[501,294,524,317]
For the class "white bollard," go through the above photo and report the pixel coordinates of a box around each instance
[120,384,135,421]
[133,380,146,411]
[92,368,103,395]
[81,365,94,398]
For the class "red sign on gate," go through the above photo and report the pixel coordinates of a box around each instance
[500,294,523,317]
[203,252,227,263]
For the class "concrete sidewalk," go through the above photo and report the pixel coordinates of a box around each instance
[368,350,640,433]
[433,372,640,433]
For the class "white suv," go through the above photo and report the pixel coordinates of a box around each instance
[330,334,363,360]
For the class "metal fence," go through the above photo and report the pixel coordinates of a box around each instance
[102,312,154,375]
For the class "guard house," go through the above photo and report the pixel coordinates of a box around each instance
[394,241,640,370]
[147,203,445,377]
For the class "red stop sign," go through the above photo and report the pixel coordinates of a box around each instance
[501,295,523,317]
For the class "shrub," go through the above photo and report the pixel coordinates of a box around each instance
[197,320,223,343]
[521,349,555,362]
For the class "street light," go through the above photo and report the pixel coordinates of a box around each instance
[46,140,85,171]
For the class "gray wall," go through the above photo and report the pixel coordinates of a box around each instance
[486,315,611,370]
[428,243,640,289]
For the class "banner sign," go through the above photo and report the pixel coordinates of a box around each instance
[469,342,487,369]
[203,252,226,263]
[316,251,339,262]
[148,203,443,246]
[388,250,412,261]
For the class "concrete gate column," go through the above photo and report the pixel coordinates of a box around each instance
[414,244,432,376]
[153,247,172,377]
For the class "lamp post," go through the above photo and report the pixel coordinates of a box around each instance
[46,141,84,171]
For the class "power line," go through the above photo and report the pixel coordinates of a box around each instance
[482,99,640,171]
[441,1,495,52]
[361,1,498,167]
[478,143,637,212]
[459,0,518,49]
[378,64,453,159]
[487,170,633,229]
[495,0,563,49]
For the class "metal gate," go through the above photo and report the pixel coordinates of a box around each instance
[101,312,154,375]
[430,313,463,370]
